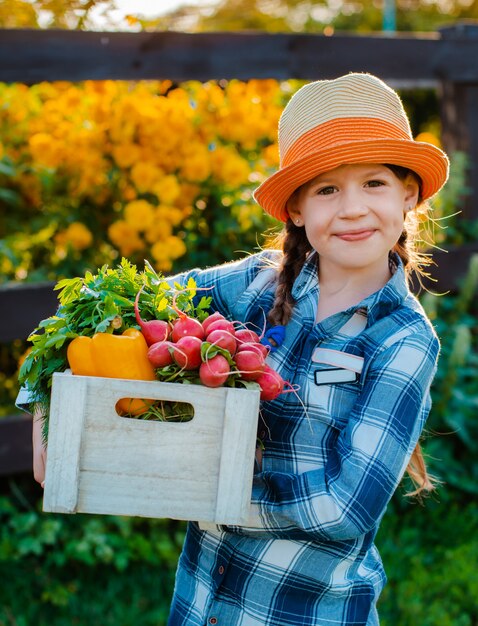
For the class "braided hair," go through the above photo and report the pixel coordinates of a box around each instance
[267,220,312,326]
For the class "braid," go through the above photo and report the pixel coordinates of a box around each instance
[268,220,313,326]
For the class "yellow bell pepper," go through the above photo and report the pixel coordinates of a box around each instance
[67,328,156,415]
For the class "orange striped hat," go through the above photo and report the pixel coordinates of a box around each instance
[254,73,449,222]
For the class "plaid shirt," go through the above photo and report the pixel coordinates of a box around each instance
[166,250,439,626]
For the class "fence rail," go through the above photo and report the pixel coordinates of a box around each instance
[1,23,478,475]
[0,29,465,83]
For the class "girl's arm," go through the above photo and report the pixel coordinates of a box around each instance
[167,250,279,319]
[226,329,439,542]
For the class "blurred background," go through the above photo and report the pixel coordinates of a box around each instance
[1,1,478,625]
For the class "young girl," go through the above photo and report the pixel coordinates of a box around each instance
[164,73,449,626]
[32,73,449,625]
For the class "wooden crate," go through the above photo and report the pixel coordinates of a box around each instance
[43,372,260,525]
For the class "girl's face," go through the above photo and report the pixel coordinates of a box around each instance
[286,163,419,277]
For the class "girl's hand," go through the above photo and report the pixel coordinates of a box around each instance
[32,406,47,488]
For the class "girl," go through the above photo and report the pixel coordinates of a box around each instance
[164,73,449,626]
[31,73,449,625]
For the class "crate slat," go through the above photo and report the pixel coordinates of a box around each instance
[43,373,260,524]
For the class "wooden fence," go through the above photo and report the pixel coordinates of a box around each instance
[1,23,478,475]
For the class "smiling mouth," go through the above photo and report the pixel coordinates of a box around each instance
[335,229,376,241]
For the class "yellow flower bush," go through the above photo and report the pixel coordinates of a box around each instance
[0,78,287,280]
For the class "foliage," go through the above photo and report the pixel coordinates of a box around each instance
[431,150,478,246]
[377,494,478,626]
[0,0,117,29]
[420,253,478,496]
[4,0,477,37]
[145,0,478,34]
[0,476,184,626]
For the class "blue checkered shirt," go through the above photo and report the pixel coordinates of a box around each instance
[166,250,439,626]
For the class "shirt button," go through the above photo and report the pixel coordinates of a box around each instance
[218,565,225,575]
[209,618,218,625]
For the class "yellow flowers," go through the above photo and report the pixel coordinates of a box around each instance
[130,162,163,194]
[107,221,145,257]
[151,236,187,272]
[153,175,181,204]
[0,78,287,278]
[29,133,64,169]
[55,222,94,252]
[124,200,156,230]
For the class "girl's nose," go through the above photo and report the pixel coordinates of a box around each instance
[337,190,369,219]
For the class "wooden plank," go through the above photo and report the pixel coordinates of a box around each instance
[215,387,260,524]
[43,373,260,523]
[2,29,476,83]
[0,281,57,342]
[0,413,32,475]
[43,374,87,513]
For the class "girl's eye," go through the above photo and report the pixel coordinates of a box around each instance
[366,179,385,188]
[317,186,336,195]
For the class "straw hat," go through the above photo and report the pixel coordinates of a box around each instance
[254,73,449,222]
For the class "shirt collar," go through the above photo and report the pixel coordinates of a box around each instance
[358,255,410,325]
[291,251,320,301]
[291,252,410,325]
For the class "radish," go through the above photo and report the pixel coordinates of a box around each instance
[207,329,237,355]
[173,336,203,370]
[202,311,225,335]
[170,288,206,342]
[234,349,265,381]
[256,365,285,401]
[171,316,205,342]
[147,340,174,368]
[236,341,269,357]
[206,319,236,336]
[199,354,230,387]
[134,288,170,346]
[234,328,261,344]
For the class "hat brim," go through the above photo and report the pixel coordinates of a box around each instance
[254,139,450,222]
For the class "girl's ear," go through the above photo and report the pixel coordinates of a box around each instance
[286,194,303,226]
[286,205,303,227]
[404,176,420,211]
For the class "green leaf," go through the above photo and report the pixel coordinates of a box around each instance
[0,159,16,176]
[156,297,168,312]
[186,276,197,299]
[0,188,21,206]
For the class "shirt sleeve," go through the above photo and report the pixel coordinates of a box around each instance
[227,329,440,542]
[166,250,278,319]
[15,385,35,414]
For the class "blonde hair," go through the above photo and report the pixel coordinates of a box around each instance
[267,164,437,497]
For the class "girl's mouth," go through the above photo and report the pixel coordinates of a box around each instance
[335,229,375,241]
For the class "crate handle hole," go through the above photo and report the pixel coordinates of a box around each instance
[115,398,195,423]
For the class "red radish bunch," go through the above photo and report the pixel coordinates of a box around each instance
[139,304,287,401]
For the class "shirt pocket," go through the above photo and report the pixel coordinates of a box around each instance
[308,347,364,429]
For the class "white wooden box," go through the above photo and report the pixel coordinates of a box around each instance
[43,372,260,525]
